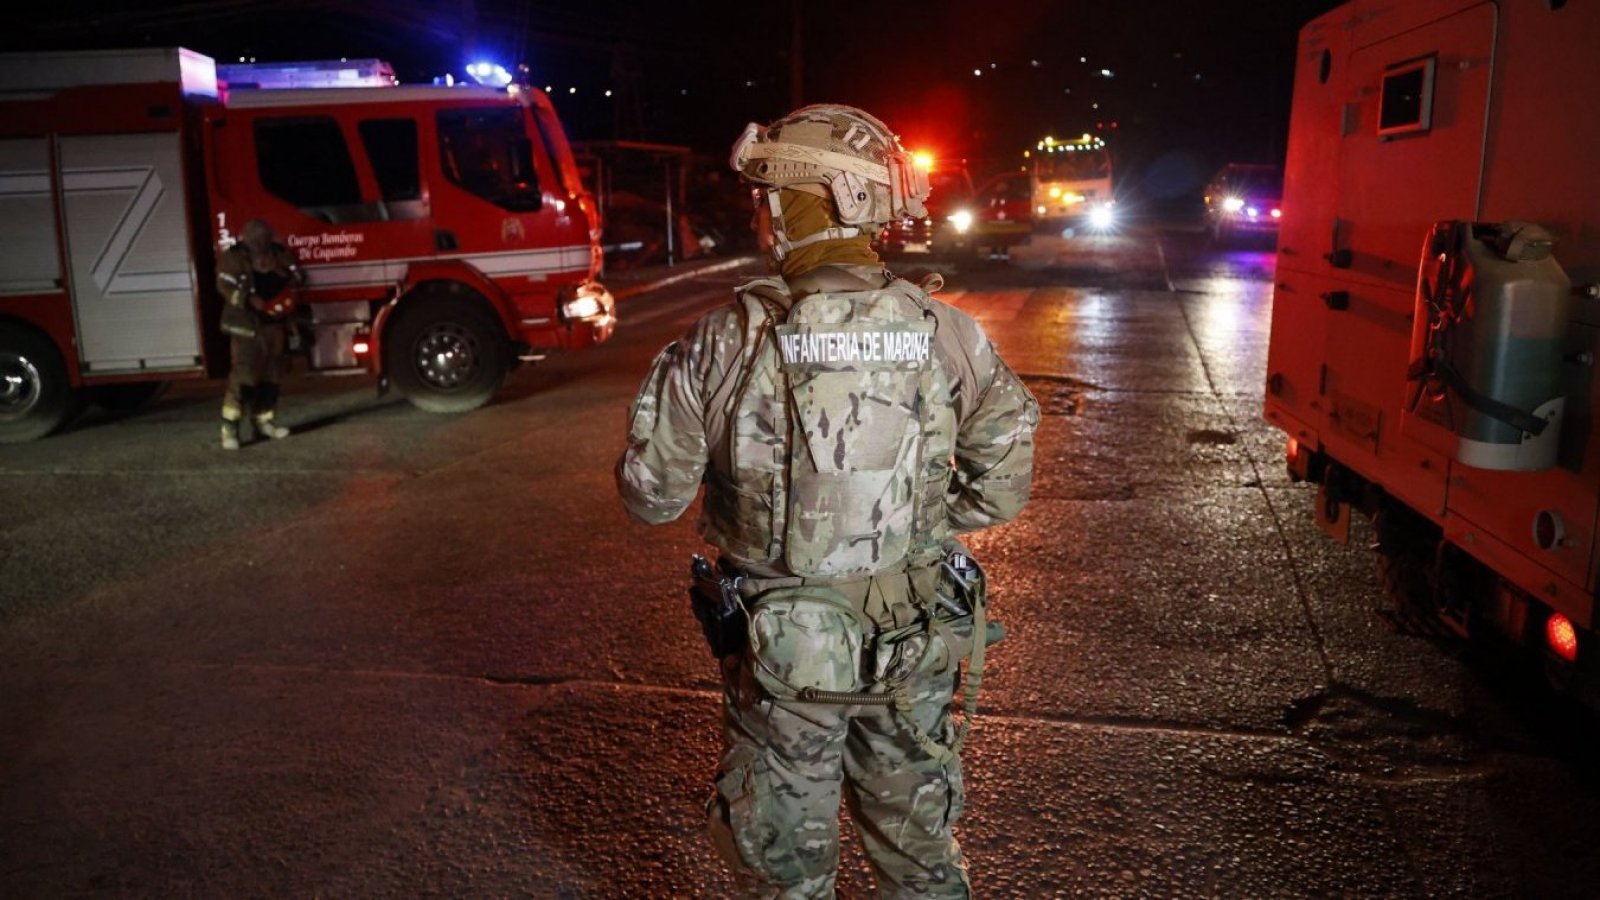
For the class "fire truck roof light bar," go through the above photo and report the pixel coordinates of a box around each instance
[217,58,398,91]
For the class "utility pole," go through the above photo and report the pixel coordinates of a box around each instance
[610,44,644,140]
[789,0,804,108]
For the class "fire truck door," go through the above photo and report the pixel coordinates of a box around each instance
[1332,3,1494,290]
[58,133,202,374]
[1316,3,1494,510]
[0,139,64,297]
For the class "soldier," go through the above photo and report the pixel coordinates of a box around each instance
[616,104,1038,898]
[217,219,303,450]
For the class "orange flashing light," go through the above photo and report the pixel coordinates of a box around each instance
[1547,613,1579,663]
[912,151,934,172]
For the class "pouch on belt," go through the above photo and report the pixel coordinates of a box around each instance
[745,585,874,699]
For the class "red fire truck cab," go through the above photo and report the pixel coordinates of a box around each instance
[0,48,615,442]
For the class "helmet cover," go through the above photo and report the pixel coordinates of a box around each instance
[730,104,930,227]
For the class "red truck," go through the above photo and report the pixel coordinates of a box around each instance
[0,48,615,442]
[1265,0,1600,703]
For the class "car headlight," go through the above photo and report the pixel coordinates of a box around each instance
[947,209,974,233]
[1222,196,1245,213]
[561,281,614,321]
[1088,204,1115,230]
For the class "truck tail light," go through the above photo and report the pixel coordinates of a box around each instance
[1546,612,1579,662]
[352,329,372,358]
[1286,436,1312,482]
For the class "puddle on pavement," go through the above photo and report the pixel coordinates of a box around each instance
[1019,373,1094,416]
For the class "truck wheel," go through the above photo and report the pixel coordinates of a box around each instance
[92,381,170,411]
[1373,506,1442,634]
[384,293,509,414]
[0,323,79,443]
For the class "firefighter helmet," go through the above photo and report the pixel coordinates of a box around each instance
[730,104,929,257]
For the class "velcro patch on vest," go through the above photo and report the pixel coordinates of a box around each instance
[775,323,934,372]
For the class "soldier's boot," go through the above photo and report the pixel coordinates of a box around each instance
[253,414,290,441]
[220,420,241,451]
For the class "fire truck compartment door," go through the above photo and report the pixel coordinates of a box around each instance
[1312,3,1492,514]
[0,139,64,296]
[1333,3,1494,293]
[59,133,202,374]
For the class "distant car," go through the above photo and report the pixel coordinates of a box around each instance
[967,171,1035,252]
[877,163,975,257]
[1204,163,1284,245]
[879,168,1035,260]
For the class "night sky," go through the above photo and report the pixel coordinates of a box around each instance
[5,0,1347,204]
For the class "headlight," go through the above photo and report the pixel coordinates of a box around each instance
[947,210,974,233]
[1088,204,1115,230]
[561,282,614,321]
[1064,192,1086,205]
[1222,196,1245,213]
[1048,185,1063,199]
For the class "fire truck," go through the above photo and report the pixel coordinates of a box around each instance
[1026,133,1115,231]
[0,47,615,442]
[1265,0,1600,702]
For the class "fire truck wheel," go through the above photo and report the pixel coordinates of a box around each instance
[385,295,509,414]
[0,323,80,443]
[1373,506,1440,633]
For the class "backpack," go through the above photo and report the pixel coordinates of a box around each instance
[707,274,945,579]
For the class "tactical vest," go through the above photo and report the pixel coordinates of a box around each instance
[702,275,957,579]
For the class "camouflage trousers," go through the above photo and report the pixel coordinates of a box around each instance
[707,570,972,899]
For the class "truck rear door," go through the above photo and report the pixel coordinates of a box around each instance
[1320,2,1495,516]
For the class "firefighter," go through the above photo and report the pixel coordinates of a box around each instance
[217,219,303,450]
[616,104,1039,897]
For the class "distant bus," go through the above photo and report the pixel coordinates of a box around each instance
[1029,134,1115,230]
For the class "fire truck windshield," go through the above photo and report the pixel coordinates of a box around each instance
[437,106,544,213]
[1036,150,1111,181]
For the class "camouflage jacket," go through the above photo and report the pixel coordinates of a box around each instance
[616,268,1038,578]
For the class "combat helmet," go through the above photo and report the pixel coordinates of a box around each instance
[730,103,931,259]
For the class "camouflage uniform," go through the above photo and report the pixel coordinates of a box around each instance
[618,260,1038,897]
[217,220,302,447]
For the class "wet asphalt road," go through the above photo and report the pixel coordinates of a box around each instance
[2,222,1599,898]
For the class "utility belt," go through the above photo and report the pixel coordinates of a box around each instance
[688,546,1003,762]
